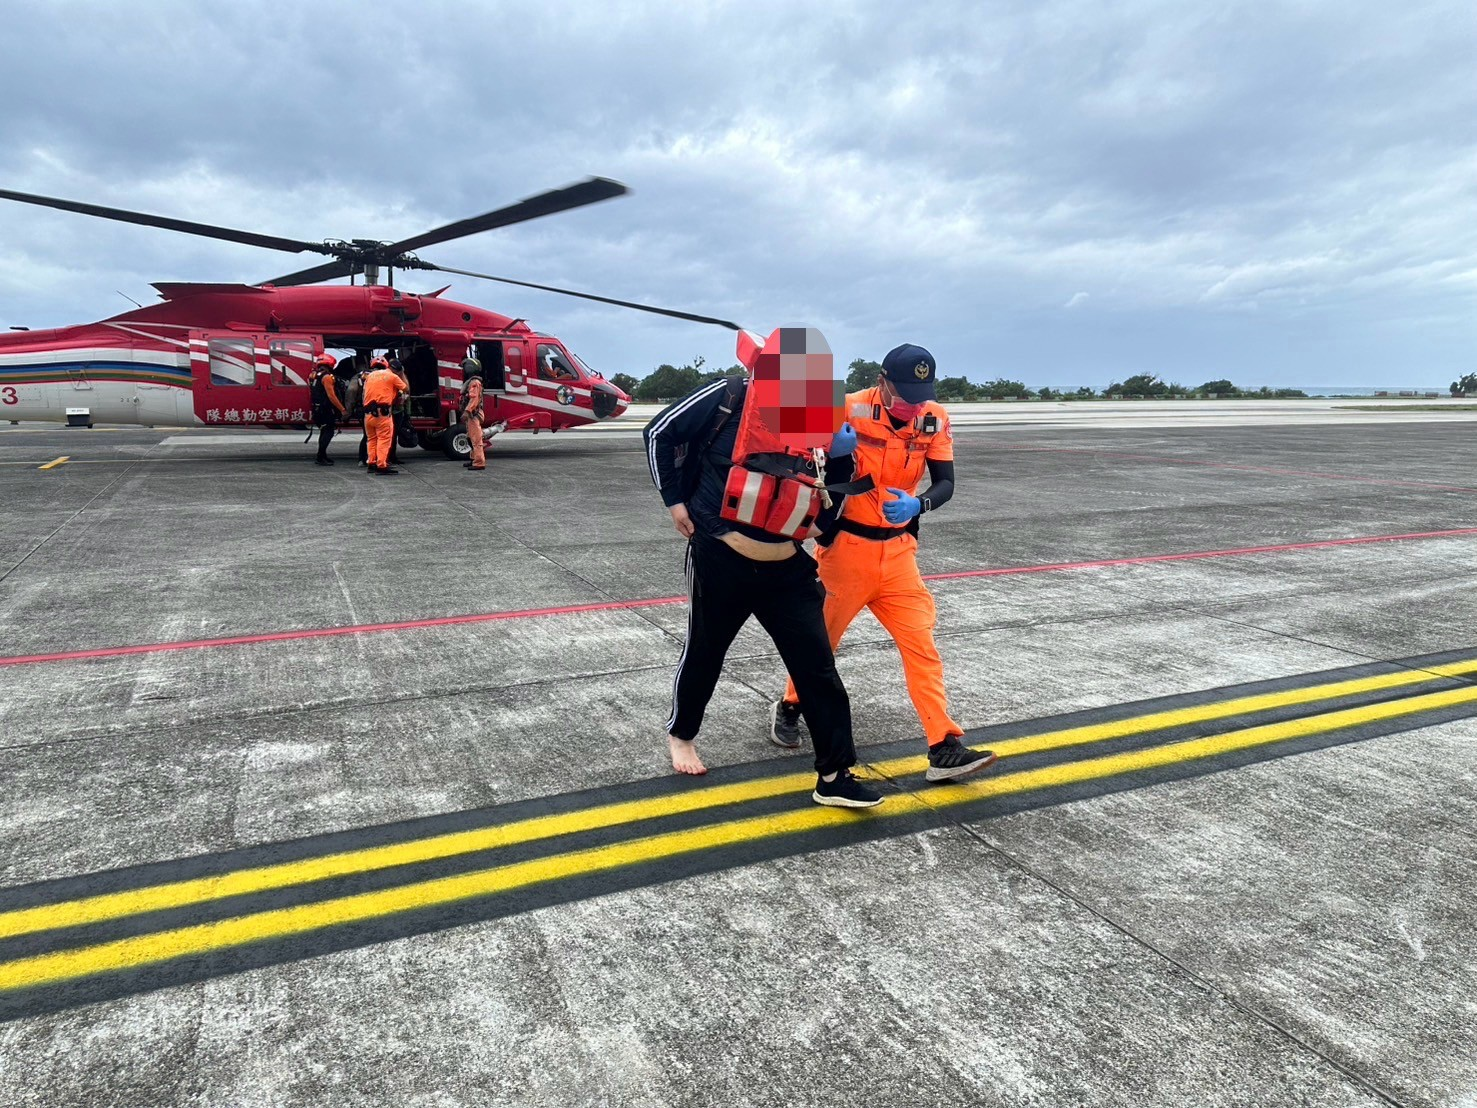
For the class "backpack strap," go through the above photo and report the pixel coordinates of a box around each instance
[698,376,745,460]
[826,474,875,496]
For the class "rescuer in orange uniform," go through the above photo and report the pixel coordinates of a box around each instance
[361,356,405,476]
[773,344,997,782]
[459,358,487,471]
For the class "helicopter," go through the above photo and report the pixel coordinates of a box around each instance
[0,178,740,459]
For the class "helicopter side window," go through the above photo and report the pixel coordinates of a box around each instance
[268,340,315,387]
[209,338,256,387]
[473,341,506,391]
[536,344,579,382]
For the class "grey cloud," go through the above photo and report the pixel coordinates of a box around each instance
[1,0,1472,386]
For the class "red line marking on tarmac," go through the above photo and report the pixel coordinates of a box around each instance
[0,598,685,668]
[4,527,1477,668]
[922,527,1477,580]
[992,443,1477,494]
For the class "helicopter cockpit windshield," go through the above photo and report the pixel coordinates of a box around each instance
[536,343,581,382]
[568,350,603,380]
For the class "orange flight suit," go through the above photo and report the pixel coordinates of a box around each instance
[463,377,486,469]
[784,387,961,746]
[362,368,402,469]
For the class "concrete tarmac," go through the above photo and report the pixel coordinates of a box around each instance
[0,410,1474,1107]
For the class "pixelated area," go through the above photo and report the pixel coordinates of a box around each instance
[747,326,844,451]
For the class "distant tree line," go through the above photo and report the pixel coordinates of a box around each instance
[613,362,1310,403]
[609,356,745,402]
[1094,375,1307,399]
[1451,373,1477,397]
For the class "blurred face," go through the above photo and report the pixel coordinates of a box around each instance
[749,326,844,452]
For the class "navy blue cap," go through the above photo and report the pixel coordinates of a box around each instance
[881,343,936,402]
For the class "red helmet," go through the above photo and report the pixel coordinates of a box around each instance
[370,356,390,370]
[314,353,336,368]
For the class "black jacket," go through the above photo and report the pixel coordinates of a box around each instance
[644,378,856,543]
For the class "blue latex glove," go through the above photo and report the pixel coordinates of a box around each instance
[829,421,856,457]
[883,486,921,524]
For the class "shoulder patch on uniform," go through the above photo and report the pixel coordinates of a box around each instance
[848,402,871,421]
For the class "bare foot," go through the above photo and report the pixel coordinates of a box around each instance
[668,735,707,775]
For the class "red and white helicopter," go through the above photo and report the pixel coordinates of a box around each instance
[0,179,739,459]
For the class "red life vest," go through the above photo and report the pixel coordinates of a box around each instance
[719,459,826,539]
[717,328,869,540]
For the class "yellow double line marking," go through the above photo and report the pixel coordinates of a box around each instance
[2,661,1476,992]
[7,656,1473,944]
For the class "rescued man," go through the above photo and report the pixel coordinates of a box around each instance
[361,355,405,476]
[332,351,373,466]
[459,358,487,471]
[771,344,997,782]
[309,353,346,466]
[388,356,414,463]
[341,360,366,461]
[645,374,884,809]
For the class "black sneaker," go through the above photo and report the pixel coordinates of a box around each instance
[925,736,997,782]
[315,457,334,466]
[812,769,884,809]
[769,699,803,749]
[378,466,400,475]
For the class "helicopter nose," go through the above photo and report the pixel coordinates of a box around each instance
[591,380,625,420]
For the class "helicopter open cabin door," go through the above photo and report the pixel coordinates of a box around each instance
[189,331,317,427]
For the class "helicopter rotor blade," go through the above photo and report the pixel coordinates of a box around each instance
[0,188,327,255]
[419,261,744,331]
[383,177,629,255]
[263,259,358,287]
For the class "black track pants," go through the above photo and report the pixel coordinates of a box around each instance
[667,533,857,777]
[315,420,336,459]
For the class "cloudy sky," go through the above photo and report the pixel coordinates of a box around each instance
[1,0,1472,388]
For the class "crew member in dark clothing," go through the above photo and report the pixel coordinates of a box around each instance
[309,353,346,465]
[389,357,413,460]
[645,376,883,808]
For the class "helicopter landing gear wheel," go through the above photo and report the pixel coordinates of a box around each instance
[442,423,473,461]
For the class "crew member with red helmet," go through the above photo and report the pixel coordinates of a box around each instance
[771,344,996,782]
[309,353,346,466]
[362,356,405,476]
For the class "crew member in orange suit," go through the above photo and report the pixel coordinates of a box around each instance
[459,359,487,471]
[772,343,997,781]
[362,356,405,476]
